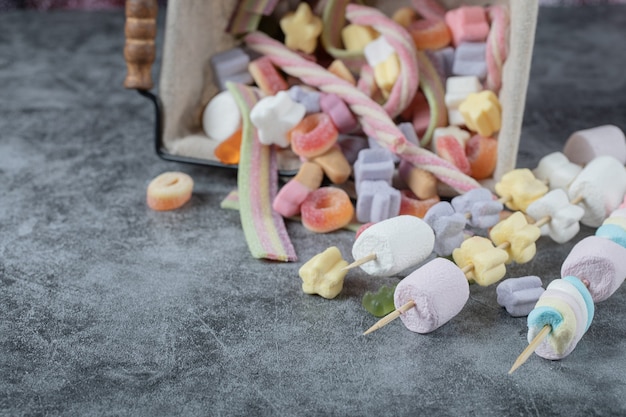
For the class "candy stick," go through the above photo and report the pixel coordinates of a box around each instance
[362,249,510,335]
[415,50,447,148]
[411,0,447,21]
[345,4,419,118]
[508,325,550,374]
[485,5,510,93]
[245,31,481,194]
[320,0,368,72]
[226,0,280,35]
[227,82,297,262]
[356,64,384,104]
[361,266,480,335]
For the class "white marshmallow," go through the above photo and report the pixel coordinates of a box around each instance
[444,76,482,128]
[567,156,626,227]
[526,189,585,243]
[550,163,584,191]
[533,152,582,190]
[394,258,469,334]
[250,91,306,148]
[447,109,466,127]
[444,76,482,107]
[202,90,242,143]
[363,36,395,67]
[352,215,434,277]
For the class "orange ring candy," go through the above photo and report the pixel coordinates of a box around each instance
[146,171,193,211]
[301,187,354,233]
[408,19,451,51]
[466,134,497,180]
[289,113,339,159]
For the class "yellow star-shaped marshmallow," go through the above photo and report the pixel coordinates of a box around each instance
[279,3,323,54]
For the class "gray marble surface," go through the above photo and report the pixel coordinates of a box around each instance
[1,5,626,417]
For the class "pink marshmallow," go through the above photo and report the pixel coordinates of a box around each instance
[563,125,626,166]
[394,257,469,334]
[561,236,626,303]
[272,180,314,218]
[445,6,490,47]
[320,93,359,133]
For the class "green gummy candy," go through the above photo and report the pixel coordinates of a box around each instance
[362,284,397,318]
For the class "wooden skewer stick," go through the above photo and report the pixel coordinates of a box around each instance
[363,300,416,335]
[346,202,518,273]
[347,193,526,273]
[363,240,513,335]
[508,324,551,374]
[532,194,585,229]
[341,253,377,271]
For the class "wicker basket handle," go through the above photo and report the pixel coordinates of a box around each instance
[124,0,158,90]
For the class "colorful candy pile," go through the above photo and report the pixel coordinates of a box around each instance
[295,123,626,370]
[200,1,518,265]
[186,0,626,370]
[204,0,509,197]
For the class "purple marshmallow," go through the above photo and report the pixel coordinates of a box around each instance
[367,136,401,164]
[210,47,253,90]
[452,42,487,80]
[451,188,502,229]
[288,85,321,114]
[496,276,545,317]
[356,180,401,223]
[320,93,358,133]
[424,201,467,256]
[338,135,369,165]
[397,122,419,145]
[426,46,455,82]
[353,148,395,194]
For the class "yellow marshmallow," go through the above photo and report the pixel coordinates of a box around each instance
[495,168,549,212]
[374,52,400,96]
[280,3,323,54]
[341,24,379,52]
[392,7,417,28]
[452,236,508,286]
[490,212,541,264]
[299,246,348,299]
[459,90,502,137]
[603,216,626,231]
[328,59,356,85]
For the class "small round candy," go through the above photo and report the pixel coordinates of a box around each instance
[146,172,193,211]
[300,187,354,233]
[289,113,339,159]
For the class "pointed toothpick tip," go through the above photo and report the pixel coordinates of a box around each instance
[508,325,551,375]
